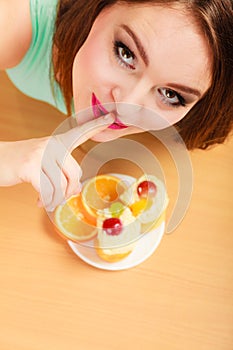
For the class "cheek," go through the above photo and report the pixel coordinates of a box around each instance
[73,47,96,84]
[74,38,111,86]
[72,39,114,115]
[72,42,102,112]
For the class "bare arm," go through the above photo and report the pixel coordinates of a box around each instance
[0,115,115,211]
[0,0,32,69]
[0,2,116,212]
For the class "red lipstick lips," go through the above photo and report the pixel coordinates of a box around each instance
[91,93,128,130]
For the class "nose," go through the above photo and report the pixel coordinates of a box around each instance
[112,82,149,115]
[111,82,172,130]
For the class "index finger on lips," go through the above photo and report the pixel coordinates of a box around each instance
[58,113,115,152]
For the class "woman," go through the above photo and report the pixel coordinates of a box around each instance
[0,0,232,211]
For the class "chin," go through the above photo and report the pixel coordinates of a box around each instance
[90,133,120,143]
[90,127,143,142]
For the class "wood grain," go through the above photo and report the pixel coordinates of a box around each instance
[0,71,232,350]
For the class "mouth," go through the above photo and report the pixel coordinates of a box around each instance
[91,93,128,130]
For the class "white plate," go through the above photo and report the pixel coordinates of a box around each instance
[67,173,165,271]
[68,221,165,271]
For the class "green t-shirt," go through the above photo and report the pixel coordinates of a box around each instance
[6,0,67,114]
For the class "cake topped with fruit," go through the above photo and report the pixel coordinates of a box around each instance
[120,174,169,233]
[95,203,141,262]
[54,173,168,263]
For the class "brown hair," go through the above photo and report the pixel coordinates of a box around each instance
[53,0,233,150]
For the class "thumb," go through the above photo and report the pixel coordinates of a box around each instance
[57,113,115,151]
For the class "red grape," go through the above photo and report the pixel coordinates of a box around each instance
[102,218,123,236]
[137,180,157,198]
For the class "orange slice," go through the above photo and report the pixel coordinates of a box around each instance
[129,198,153,217]
[54,194,97,242]
[81,174,126,218]
[95,247,132,263]
[94,238,132,262]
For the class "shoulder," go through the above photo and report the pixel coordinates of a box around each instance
[0,0,32,69]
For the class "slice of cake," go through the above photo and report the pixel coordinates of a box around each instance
[120,174,169,233]
[95,203,141,262]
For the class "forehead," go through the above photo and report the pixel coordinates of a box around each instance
[97,3,212,90]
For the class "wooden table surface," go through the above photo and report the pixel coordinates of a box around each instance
[0,71,233,350]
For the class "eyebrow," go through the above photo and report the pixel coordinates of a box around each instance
[121,24,149,66]
[120,25,202,98]
[167,83,202,98]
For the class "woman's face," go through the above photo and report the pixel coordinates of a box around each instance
[72,3,212,142]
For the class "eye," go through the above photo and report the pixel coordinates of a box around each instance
[158,87,186,108]
[113,41,136,70]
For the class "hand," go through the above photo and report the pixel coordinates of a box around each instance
[1,113,114,211]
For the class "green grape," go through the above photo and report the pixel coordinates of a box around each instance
[109,202,124,218]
